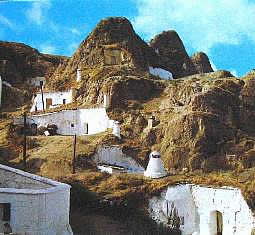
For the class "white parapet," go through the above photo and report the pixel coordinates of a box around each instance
[144,151,167,178]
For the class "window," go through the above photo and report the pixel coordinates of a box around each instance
[0,203,11,221]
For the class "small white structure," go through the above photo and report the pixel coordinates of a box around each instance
[30,90,73,112]
[97,164,127,174]
[112,121,121,138]
[149,184,255,235]
[93,146,144,173]
[149,66,173,80]
[26,77,46,87]
[76,68,81,82]
[144,151,167,178]
[0,164,73,235]
[0,76,2,108]
[27,108,114,136]
[103,94,110,108]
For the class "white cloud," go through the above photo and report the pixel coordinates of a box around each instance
[70,28,81,36]
[39,43,56,54]
[26,0,51,25]
[0,14,15,29]
[132,0,255,53]
[210,61,218,72]
[230,69,238,77]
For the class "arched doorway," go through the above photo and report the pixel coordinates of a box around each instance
[211,210,223,235]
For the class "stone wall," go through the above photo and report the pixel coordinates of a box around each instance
[148,184,255,235]
[104,48,124,65]
[26,77,46,87]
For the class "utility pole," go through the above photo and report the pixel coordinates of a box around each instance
[23,112,27,170]
[72,134,77,174]
[40,81,45,112]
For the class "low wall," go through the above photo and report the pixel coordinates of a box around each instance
[93,146,144,173]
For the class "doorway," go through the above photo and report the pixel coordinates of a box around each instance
[211,210,223,235]
[46,98,52,109]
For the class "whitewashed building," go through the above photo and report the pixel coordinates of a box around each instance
[27,108,114,136]
[0,164,73,235]
[149,184,255,235]
[149,66,173,80]
[30,90,73,112]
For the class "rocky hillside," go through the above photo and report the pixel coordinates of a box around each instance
[0,41,68,85]
[47,17,213,103]
[3,16,255,174]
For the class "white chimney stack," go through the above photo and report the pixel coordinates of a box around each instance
[112,121,121,139]
[144,151,167,178]
[103,94,110,108]
[77,68,81,82]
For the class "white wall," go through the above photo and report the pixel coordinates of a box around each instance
[30,90,72,112]
[26,77,46,87]
[93,146,144,173]
[28,108,114,136]
[149,66,173,80]
[148,184,255,235]
[0,164,72,235]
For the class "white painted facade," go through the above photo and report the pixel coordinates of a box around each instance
[0,164,73,235]
[93,146,144,173]
[148,184,255,235]
[28,108,114,136]
[26,77,46,87]
[30,90,73,112]
[149,66,173,80]
[144,151,167,178]
[0,76,2,108]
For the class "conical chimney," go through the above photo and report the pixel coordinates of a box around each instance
[144,151,167,178]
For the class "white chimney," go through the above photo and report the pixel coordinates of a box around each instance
[77,68,81,82]
[103,94,110,108]
[112,121,121,139]
[0,76,2,108]
[144,151,167,178]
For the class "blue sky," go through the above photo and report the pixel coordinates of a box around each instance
[0,0,255,77]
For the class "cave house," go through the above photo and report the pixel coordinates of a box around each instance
[149,184,255,235]
[0,164,73,235]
